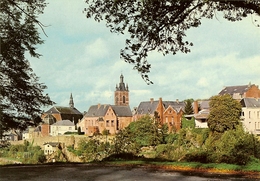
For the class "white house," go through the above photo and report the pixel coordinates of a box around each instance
[192,100,210,128]
[43,142,60,155]
[194,109,209,128]
[240,98,260,135]
[50,120,76,136]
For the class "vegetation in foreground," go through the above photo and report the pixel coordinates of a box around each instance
[1,95,260,174]
[66,95,260,173]
[0,140,45,164]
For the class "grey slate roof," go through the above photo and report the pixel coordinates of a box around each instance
[136,100,185,115]
[52,120,75,126]
[85,104,132,117]
[43,142,60,147]
[199,100,210,109]
[45,106,82,115]
[111,105,132,117]
[219,85,251,96]
[85,104,110,117]
[240,98,260,108]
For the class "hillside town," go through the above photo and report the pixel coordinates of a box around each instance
[2,74,260,144]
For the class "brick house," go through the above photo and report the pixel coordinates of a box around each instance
[78,104,132,135]
[133,98,185,131]
[218,83,260,101]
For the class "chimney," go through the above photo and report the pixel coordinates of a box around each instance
[193,101,199,114]
[150,98,154,104]
[158,97,163,124]
[98,103,101,109]
[176,99,179,104]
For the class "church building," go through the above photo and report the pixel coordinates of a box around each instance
[41,94,83,136]
[78,74,133,135]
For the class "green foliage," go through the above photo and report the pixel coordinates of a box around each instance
[165,133,178,144]
[0,140,45,164]
[68,138,112,162]
[208,95,242,133]
[84,0,259,83]
[114,115,166,154]
[102,129,110,136]
[214,126,260,165]
[0,0,53,132]
[155,144,176,160]
[181,117,195,129]
[64,131,78,135]
[184,99,194,115]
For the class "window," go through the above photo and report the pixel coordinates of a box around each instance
[106,120,109,127]
[165,116,168,123]
[123,96,126,103]
[69,127,72,130]
[257,111,260,119]
[249,111,251,119]
[111,120,114,127]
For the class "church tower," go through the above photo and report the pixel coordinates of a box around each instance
[114,74,129,106]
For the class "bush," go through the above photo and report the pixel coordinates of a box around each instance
[155,144,176,161]
[184,150,210,163]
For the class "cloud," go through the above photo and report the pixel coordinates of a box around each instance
[27,0,260,112]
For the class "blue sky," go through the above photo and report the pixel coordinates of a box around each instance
[29,0,260,112]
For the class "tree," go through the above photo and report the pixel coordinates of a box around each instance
[207,95,242,134]
[0,0,53,133]
[114,115,167,154]
[184,99,194,115]
[84,0,260,84]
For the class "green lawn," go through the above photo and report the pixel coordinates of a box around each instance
[102,160,260,173]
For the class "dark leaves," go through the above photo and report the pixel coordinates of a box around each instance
[0,0,54,131]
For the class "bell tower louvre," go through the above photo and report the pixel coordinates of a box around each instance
[114,74,129,106]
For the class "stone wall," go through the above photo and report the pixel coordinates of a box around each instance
[10,135,88,149]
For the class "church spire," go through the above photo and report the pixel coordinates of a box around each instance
[69,93,74,108]
[120,74,124,83]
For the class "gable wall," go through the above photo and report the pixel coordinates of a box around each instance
[245,85,260,99]
[102,107,117,134]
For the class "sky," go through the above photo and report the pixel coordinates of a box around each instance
[29,0,260,113]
